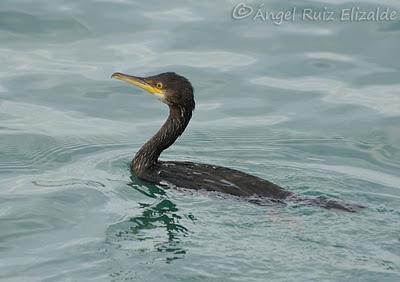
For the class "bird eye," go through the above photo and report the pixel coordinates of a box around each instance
[156,82,163,89]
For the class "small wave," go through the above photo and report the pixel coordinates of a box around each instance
[32,178,105,188]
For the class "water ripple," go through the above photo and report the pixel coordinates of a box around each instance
[251,76,400,116]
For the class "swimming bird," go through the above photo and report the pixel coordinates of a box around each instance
[112,72,362,212]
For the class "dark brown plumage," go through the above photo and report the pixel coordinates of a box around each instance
[112,72,363,212]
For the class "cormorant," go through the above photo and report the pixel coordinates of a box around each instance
[112,72,363,212]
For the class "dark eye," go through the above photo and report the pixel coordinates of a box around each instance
[156,82,163,89]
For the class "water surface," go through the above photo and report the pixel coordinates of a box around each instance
[0,0,400,281]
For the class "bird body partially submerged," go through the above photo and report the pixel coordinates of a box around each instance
[112,71,363,212]
[142,161,292,199]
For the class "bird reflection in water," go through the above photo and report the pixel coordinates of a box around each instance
[109,175,195,263]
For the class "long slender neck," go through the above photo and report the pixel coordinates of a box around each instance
[132,105,192,176]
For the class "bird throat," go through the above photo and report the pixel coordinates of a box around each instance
[131,105,192,176]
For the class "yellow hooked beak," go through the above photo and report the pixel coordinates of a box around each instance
[111,72,163,95]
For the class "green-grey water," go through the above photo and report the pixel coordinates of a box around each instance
[1,0,400,281]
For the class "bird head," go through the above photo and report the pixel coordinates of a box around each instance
[112,72,195,111]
